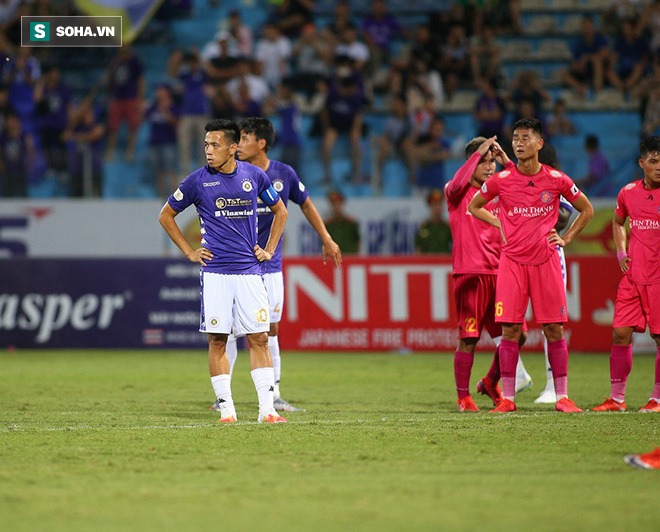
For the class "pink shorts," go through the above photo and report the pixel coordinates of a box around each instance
[453,273,500,340]
[613,275,660,334]
[496,253,567,324]
[108,99,141,132]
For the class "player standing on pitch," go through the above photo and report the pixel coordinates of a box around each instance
[469,118,594,413]
[159,118,289,424]
[593,135,660,413]
[210,116,342,413]
[444,135,527,411]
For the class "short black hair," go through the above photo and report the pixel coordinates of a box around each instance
[640,135,660,157]
[585,134,599,150]
[465,137,488,158]
[239,117,275,151]
[511,117,543,137]
[205,118,240,144]
[538,143,558,168]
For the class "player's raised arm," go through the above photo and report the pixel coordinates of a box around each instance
[300,197,342,267]
[256,198,288,261]
[159,202,213,266]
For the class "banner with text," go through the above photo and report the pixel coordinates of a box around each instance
[278,255,655,353]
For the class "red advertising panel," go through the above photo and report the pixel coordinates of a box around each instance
[279,256,623,352]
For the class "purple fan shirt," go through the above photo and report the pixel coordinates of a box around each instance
[168,161,279,274]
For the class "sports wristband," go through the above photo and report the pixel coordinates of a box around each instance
[616,251,627,262]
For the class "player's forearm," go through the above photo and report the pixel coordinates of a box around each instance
[562,207,594,245]
[612,220,627,254]
[301,200,333,243]
[159,207,194,257]
[264,210,288,255]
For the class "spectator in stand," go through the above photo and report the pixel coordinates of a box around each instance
[0,84,12,137]
[632,52,660,131]
[268,0,314,40]
[0,112,34,197]
[606,18,650,98]
[201,31,240,84]
[323,0,354,43]
[289,22,333,99]
[474,76,507,141]
[274,80,303,170]
[6,47,40,134]
[209,84,236,119]
[334,23,370,74]
[638,0,660,54]
[603,0,645,35]
[63,99,105,197]
[641,83,660,136]
[144,84,179,197]
[255,22,292,91]
[33,64,70,181]
[546,98,577,139]
[407,115,452,195]
[469,25,502,87]
[360,0,402,74]
[232,79,263,121]
[320,75,368,184]
[438,23,472,101]
[167,49,212,174]
[415,188,452,253]
[561,15,609,98]
[324,190,360,254]
[225,57,271,110]
[508,70,550,125]
[580,134,611,196]
[104,45,145,162]
[400,54,445,113]
[483,0,522,35]
[228,9,253,58]
[373,95,414,193]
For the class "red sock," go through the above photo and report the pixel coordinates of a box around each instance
[548,339,569,397]
[610,344,633,401]
[454,351,474,399]
[486,344,501,383]
[652,347,660,400]
[499,339,519,399]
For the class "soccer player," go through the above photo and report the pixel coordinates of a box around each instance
[593,135,660,413]
[159,118,289,424]
[212,117,342,413]
[468,117,594,413]
[445,135,527,411]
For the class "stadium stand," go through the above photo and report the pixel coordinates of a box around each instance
[15,0,647,200]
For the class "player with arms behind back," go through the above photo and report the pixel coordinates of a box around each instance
[469,118,594,413]
[211,116,342,413]
[593,135,660,413]
[159,118,289,424]
[444,135,527,411]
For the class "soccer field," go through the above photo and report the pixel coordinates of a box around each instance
[1,350,658,531]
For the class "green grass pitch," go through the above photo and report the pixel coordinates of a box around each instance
[1,349,658,531]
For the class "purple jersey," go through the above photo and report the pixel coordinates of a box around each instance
[168,161,279,274]
[257,159,309,273]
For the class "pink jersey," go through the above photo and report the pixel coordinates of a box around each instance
[445,152,502,274]
[615,180,660,285]
[479,164,581,265]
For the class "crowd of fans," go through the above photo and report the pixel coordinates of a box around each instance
[0,0,658,199]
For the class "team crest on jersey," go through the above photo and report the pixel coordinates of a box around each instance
[540,191,553,203]
[481,183,488,193]
[299,182,306,191]
[215,197,227,209]
[241,179,253,192]
[625,183,635,190]
[550,170,562,178]
[173,188,183,201]
[499,170,510,178]
[272,179,284,192]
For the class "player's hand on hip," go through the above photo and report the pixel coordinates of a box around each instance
[187,247,213,266]
[547,229,565,247]
[254,245,272,262]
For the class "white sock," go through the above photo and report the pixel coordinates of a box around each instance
[268,335,281,398]
[542,337,555,393]
[516,357,530,382]
[251,367,275,416]
[211,374,236,418]
[226,335,238,376]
